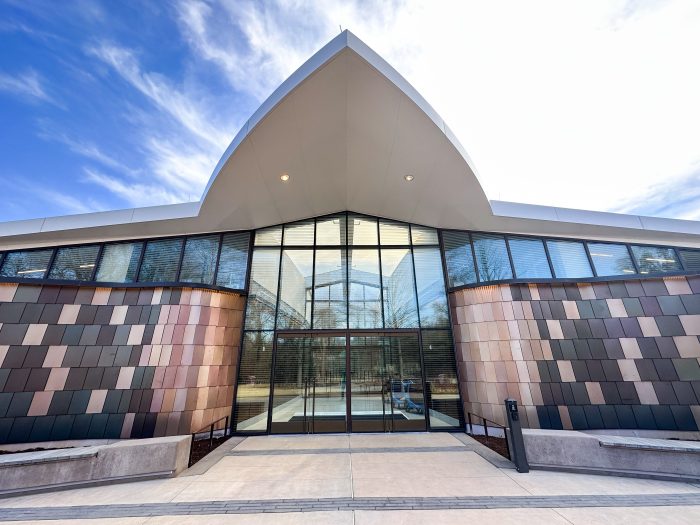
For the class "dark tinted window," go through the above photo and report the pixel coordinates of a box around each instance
[473,234,513,281]
[631,245,682,274]
[216,232,250,289]
[0,249,53,279]
[413,247,449,327]
[48,245,100,281]
[138,238,183,282]
[679,249,700,272]
[442,231,477,288]
[179,235,219,284]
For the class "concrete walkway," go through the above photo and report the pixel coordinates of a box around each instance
[1,432,700,523]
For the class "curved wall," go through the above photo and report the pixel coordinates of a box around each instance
[451,276,700,431]
[0,283,243,444]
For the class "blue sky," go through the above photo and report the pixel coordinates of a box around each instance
[1,0,699,223]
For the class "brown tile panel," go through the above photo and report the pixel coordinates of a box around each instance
[451,277,700,432]
[0,283,244,444]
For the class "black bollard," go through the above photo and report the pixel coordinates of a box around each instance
[504,398,529,473]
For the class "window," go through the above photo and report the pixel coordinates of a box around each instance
[379,220,410,245]
[138,238,183,282]
[413,247,449,327]
[349,249,382,329]
[588,242,635,277]
[411,225,439,245]
[48,245,100,281]
[0,249,53,279]
[422,330,461,429]
[348,215,378,245]
[473,234,513,281]
[96,242,143,283]
[179,235,219,284]
[546,240,593,278]
[442,231,477,288]
[233,331,273,433]
[313,249,347,329]
[254,226,282,246]
[245,249,281,330]
[316,215,346,245]
[630,245,682,274]
[508,237,551,279]
[276,250,313,329]
[381,248,419,328]
[283,220,314,245]
[216,232,250,289]
[679,249,700,272]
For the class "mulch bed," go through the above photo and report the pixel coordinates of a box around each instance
[0,447,72,456]
[188,436,230,466]
[469,434,510,459]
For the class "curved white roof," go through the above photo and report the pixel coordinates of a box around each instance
[1,30,700,250]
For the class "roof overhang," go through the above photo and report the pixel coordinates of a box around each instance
[2,30,700,250]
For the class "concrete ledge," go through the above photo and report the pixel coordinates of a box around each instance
[523,429,700,482]
[597,435,700,453]
[0,435,191,497]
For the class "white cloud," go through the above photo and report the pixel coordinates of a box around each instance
[174,0,700,219]
[36,123,139,177]
[0,69,56,104]
[81,39,240,208]
[175,0,319,99]
[0,174,106,217]
[83,168,186,207]
[16,1,697,220]
[87,42,230,149]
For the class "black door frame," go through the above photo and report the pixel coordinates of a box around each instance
[267,328,427,434]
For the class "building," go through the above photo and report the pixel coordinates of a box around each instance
[1,31,699,444]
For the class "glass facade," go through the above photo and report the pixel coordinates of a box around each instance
[0,232,250,290]
[234,213,462,433]
[0,220,695,292]
[2,211,700,437]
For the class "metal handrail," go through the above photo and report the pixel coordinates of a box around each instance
[188,415,230,467]
[465,411,510,460]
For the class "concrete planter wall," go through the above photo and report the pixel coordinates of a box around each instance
[0,435,191,496]
[522,428,700,481]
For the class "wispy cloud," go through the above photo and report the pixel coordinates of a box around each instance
[83,168,186,208]
[0,174,106,218]
[175,0,319,99]
[612,164,700,221]
[0,69,57,105]
[3,1,699,222]
[36,121,139,177]
[76,38,241,208]
[86,41,229,149]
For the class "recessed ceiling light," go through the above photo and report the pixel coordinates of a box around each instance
[280,172,290,182]
[404,174,414,182]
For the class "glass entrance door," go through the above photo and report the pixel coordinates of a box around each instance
[270,334,347,433]
[270,331,426,433]
[350,334,426,432]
